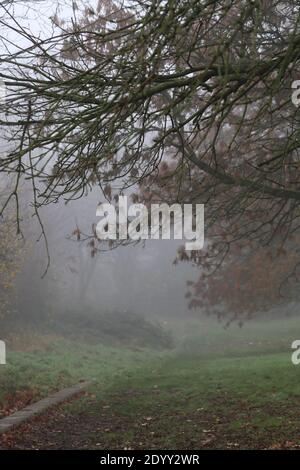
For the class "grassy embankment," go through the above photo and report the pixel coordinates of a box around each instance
[1,315,300,449]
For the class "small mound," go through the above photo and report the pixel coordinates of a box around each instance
[49,310,174,350]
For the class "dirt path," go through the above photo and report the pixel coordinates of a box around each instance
[0,391,161,450]
[1,388,299,450]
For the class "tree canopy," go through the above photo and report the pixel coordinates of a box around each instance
[0,0,300,318]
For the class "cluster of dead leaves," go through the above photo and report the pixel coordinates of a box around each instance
[0,389,39,418]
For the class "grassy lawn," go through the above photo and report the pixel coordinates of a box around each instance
[0,338,166,417]
[1,315,300,449]
[90,351,298,449]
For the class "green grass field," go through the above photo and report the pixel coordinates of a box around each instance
[1,315,300,449]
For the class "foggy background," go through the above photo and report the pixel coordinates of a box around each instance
[0,0,199,338]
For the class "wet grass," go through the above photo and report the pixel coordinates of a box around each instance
[0,338,166,416]
[1,315,300,449]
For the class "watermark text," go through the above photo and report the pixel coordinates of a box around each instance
[96,197,204,250]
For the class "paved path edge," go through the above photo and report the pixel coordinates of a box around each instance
[0,381,90,434]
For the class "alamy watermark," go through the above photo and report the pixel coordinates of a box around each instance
[290,84,300,365]
[291,80,300,107]
[0,78,6,104]
[0,341,6,365]
[96,197,204,250]
[291,340,300,365]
